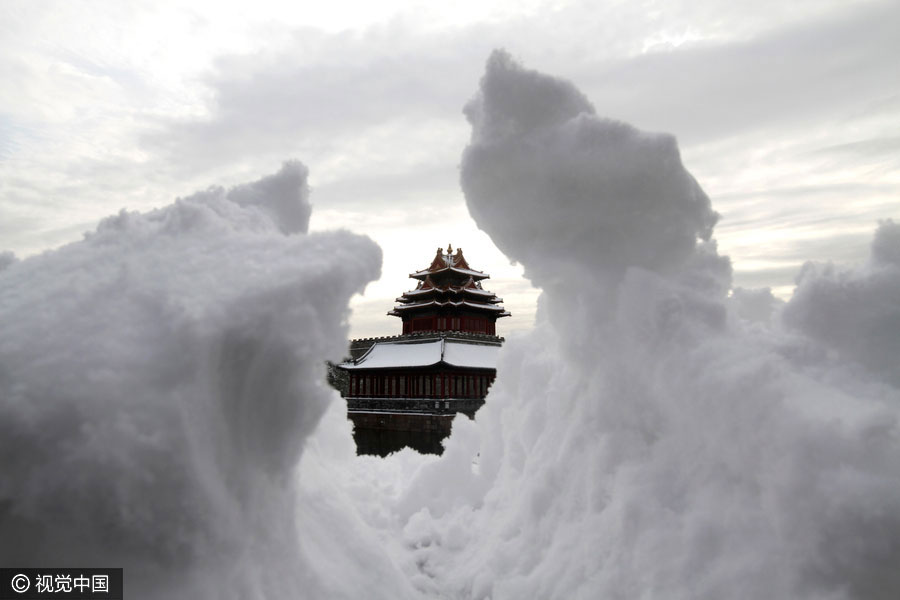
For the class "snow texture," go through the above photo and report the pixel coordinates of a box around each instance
[393,299,506,311]
[784,218,900,386]
[383,51,900,600]
[440,341,500,370]
[462,52,719,294]
[342,339,499,370]
[344,340,444,369]
[0,250,16,272]
[0,163,416,599]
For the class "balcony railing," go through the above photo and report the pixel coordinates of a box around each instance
[346,397,485,415]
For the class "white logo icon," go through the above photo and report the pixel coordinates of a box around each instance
[10,573,30,593]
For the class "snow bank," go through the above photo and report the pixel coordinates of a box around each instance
[393,51,900,600]
[462,51,719,292]
[784,218,900,386]
[0,162,415,599]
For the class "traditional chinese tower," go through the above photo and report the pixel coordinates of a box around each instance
[336,245,509,455]
[391,244,509,334]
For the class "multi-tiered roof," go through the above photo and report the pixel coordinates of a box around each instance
[389,245,509,335]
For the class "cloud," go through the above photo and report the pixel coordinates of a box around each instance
[140,26,491,176]
[570,0,900,145]
[871,218,900,267]
[143,1,900,178]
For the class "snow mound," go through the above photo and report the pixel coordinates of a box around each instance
[392,50,900,600]
[0,163,416,599]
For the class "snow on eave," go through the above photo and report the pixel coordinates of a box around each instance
[409,266,489,280]
[338,339,500,370]
[389,299,508,311]
[339,339,442,370]
[398,287,501,300]
[402,286,494,295]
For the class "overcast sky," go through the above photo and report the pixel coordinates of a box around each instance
[2,0,897,338]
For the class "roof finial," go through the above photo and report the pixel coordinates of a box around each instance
[447,243,453,254]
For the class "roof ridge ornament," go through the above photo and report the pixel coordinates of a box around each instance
[454,246,471,270]
[428,247,445,271]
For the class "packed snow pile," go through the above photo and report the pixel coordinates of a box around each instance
[784,218,900,386]
[0,163,416,599]
[386,51,900,600]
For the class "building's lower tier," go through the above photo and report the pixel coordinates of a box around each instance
[346,396,484,418]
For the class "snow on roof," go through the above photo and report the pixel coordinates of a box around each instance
[391,299,507,312]
[343,340,442,369]
[460,300,507,312]
[463,287,495,296]
[340,339,500,370]
[410,266,489,280]
[442,341,500,369]
[402,285,496,297]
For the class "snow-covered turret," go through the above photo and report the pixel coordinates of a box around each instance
[336,245,507,455]
[389,245,510,335]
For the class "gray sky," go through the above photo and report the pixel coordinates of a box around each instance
[2,0,897,338]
